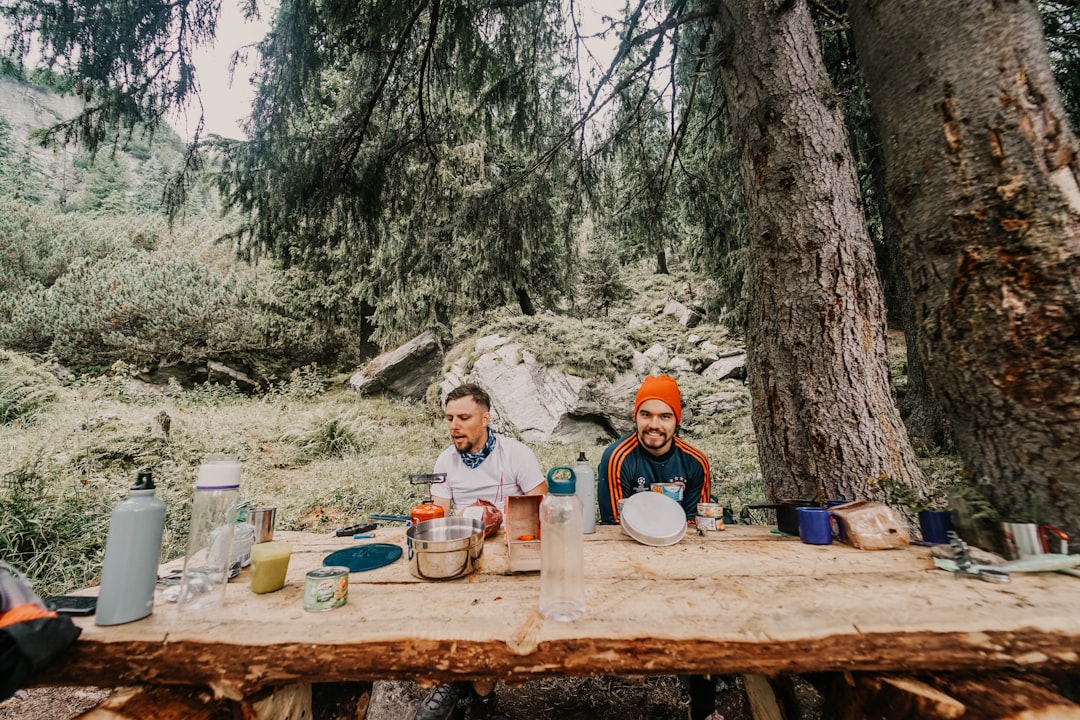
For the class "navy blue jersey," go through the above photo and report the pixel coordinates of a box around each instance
[598,433,711,523]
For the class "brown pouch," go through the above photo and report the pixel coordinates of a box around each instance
[831,500,910,550]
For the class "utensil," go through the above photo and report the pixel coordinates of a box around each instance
[334,522,377,537]
[405,517,485,580]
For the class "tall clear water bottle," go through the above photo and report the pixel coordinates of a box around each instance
[96,469,165,626]
[540,466,585,621]
[177,455,241,613]
[574,451,596,534]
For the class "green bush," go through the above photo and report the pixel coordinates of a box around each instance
[0,470,113,597]
[2,252,263,367]
[280,411,367,462]
[0,350,58,425]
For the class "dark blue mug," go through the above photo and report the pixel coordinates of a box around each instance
[918,509,953,545]
[797,506,833,545]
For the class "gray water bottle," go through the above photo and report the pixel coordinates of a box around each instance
[96,469,166,626]
[574,451,596,534]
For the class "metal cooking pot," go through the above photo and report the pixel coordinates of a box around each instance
[742,500,818,535]
[406,517,485,580]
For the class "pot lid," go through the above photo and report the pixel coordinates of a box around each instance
[620,492,687,547]
[323,543,403,572]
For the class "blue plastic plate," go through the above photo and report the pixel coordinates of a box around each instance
[323,543,403,572]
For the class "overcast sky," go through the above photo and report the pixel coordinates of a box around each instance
[174,3,269,140]
[178,2,627,141]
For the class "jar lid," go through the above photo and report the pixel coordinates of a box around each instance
[196,456,241,489]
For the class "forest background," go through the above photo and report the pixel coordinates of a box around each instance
[0,0,1078,602]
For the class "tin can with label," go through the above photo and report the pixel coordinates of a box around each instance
[304,566,349,612]
[696,503,725,531]
[651,483,684,502]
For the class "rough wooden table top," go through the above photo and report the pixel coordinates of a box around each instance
[36,525,1080,700]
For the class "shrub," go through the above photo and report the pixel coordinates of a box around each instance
[0,350,57,425]
[2,252,263,367]
[0,469,113,597]
[280,411,367,462]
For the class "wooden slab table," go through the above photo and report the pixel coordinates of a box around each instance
[35,525,1080,712]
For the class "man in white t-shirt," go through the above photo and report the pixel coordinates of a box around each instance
[414,383,547,720]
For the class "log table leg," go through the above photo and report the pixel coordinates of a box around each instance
[821,671,1080,720]
[73,681,374,720]
[75,685,239,719]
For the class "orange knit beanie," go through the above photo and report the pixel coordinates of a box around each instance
[633,374,682,425]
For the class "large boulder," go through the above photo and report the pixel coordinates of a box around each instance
[349,331,442,400]
[439,335,639,445]
[701,350,746,381]
[662,298,704,328]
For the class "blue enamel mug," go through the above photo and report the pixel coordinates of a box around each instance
[796,506,833,545]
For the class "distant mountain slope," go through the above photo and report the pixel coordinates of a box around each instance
[0,73,185,152]
[0,72,188,210]
[0,74,83,144]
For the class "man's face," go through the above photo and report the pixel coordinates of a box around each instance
[445,395,491,454]
[635,398,678,455]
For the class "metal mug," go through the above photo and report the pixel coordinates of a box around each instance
[1000,522,1068,559]
[248,506,277,543]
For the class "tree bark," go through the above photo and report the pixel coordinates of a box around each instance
[850,0,1080,549]
[515,286,536,316]
[711,0,926,503]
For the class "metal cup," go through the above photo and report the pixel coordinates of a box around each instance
[1000,522,1069,559]
[248,506,277,543]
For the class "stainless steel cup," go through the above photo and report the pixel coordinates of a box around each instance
[1000,521,1068,559]
[248,506,276,543]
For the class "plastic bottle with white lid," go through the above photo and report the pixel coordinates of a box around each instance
[177,455,241,613]
[95,469,166,626]
[573,452,596,534]
[540,466,585,621]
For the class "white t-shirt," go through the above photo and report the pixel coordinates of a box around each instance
[432,433,545,513]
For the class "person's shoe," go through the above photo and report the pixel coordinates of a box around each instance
[466,688,498,719]
[413,682,470,720]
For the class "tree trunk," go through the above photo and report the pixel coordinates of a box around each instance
[656,249,669,275]
[877,148,954,452]
[850,0,1080,549]
[711,0,926,502]
[515,286,536,316]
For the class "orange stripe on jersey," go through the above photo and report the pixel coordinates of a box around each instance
[674,436,711,502]
[606,435,638,521]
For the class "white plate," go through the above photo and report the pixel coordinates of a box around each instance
[620,492,687,546]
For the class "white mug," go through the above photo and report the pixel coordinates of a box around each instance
[1000,522,1069,559]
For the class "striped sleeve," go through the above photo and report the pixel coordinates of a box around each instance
[674,437,711,504]
[600,435,638,523]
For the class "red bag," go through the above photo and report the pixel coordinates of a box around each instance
[462,498,504,538]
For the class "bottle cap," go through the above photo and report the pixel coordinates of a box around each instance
[197,456,241,489]
[546,466,576,494]
[577,451,587,463]
[132,468,155,491]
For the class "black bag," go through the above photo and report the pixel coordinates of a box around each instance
[0,563,82,701]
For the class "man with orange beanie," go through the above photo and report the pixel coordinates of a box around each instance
[597,375,718,720]
[598,374,711,525]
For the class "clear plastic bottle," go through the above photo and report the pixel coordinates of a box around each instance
[96,469,166,626]
[540,467,585,621]
[573,451,596,534]
[177,455,241,613]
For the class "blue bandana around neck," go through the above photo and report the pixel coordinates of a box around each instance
[460,428,496,469]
